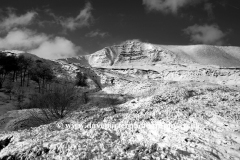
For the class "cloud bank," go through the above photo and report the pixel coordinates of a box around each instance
[58,2,93,31]
[30,37,80,59]
[142,0,212,14]
[0,29,47,49]
[183,24,227,45]
[0,9,83,59]
[0,11,37,31]
[0,29,80,59]
[143,0,191,13]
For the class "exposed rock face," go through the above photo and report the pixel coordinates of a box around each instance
[60,40,240,68]
[87,40,186,67]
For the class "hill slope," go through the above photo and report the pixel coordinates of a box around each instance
[1,42,240,160]
[161,45,240,67]
[58,40,240,68]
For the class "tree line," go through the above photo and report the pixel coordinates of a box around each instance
[0,51,93,130]
[0,52,89,92]
[0,52,54,93]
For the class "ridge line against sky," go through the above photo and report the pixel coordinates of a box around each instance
[0,0,239,59]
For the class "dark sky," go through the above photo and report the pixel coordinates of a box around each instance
[0,0,240,59]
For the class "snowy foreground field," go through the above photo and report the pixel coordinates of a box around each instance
[1,80,240,160]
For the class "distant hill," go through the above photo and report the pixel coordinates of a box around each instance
[160,45,240,67]
[56,40,240,68]
[1,50,43,61]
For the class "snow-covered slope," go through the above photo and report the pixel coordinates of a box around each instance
[2,50,25,54]
[1,50,42,61]
[161,45,240,67]
[56,40,240,68]
[1,42,240,160]
[2,42,240,86]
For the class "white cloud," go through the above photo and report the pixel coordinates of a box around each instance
[0,29,47,49]
[30,37,80,59]
[183,24,227,45]
[0,29,80,59]
[85,30,109,38]
[143,0,191,13]
[0,11,37,31]
[59,2,93,31]
[142,0,209,14]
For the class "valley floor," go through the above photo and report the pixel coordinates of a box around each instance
[0,79,240,160]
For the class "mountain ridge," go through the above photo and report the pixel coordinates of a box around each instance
[57,41,240,68]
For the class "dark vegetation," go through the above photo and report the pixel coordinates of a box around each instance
[0,52,33,89]
[0,52,89,128]
[0,136,12,152]
[29,60,55,93]
[26,83,84,125]
[0,52,54,92]
[75,72,88,87]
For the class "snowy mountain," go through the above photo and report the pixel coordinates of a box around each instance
[58,40,240,68]
[1,41,240,160]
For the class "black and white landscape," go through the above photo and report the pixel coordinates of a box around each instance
[0,0,240,160]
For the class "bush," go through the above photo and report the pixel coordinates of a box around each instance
[75,72,88,87]
[26,84,82,124]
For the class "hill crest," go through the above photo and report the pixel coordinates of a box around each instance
[57,40,240,68]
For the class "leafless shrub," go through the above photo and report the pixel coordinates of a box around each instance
[26,83,83,125]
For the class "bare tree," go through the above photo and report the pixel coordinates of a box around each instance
[0,53,17,88]
[15,87,25,110]
[27,83,83,124]
[29,60,55,93]
[5,76,14,100]
[17,55,33,86]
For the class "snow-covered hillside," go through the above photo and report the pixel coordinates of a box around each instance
[1,41,240,160]
[57,40,240,68]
